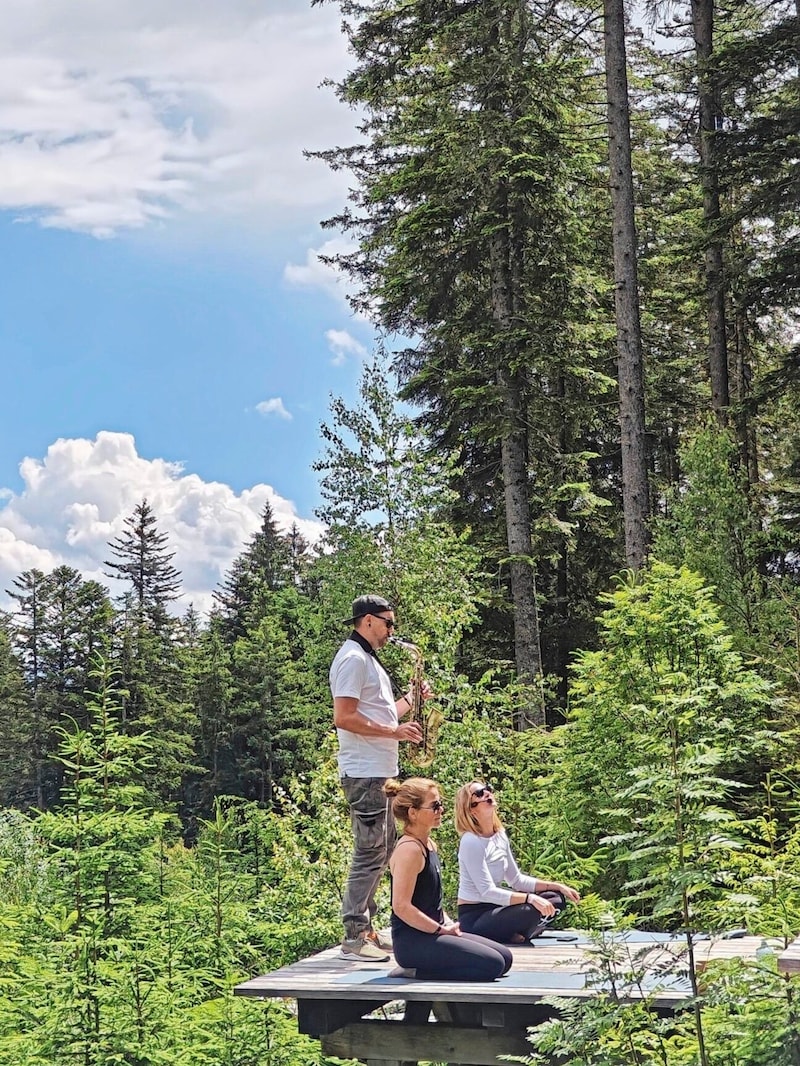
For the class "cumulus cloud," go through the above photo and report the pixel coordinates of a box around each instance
[0,431,323,614]
[0,0,355,235]
[284,234,381,329]
[326,328,368,367]
[284,237,356,303]
[255,397,292,421]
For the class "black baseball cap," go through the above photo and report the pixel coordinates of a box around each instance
[341,594,394,625]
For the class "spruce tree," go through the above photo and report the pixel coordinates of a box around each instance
[558,562,775,897]
[312,0,615,720]
[0,620,32,807]
[104,498,181,628]
[5,568,114,808]
[604,0,650,568]
[213,501,292,642]
[104,501,192,806]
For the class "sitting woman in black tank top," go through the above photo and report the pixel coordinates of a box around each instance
[386,777,512,981]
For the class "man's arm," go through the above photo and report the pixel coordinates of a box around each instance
[334,696,422,742]
[395,682,434,719]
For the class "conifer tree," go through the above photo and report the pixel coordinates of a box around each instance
[314,353,481,655]
[103,501,192,805]
[0,620,32,807]
[312,0,615,719]
[5,568,114,808]
[104,498,181,628]
[712,0,799,481]
[558,562,774,897]
[604,0,650,568]
[213,501,292,642]
[287,522,312,588]
[183,625,235,824]
[7,568,47,693]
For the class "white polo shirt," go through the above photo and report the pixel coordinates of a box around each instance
[330,638,399,778]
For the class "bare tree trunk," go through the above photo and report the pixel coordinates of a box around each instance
[691,0,730,417]
[603,0,650,569]
[732,307,759,489]
[482,3,545,726]
[497,378,544,719]
[489,212,545,728]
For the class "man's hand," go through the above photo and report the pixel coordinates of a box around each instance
[396,721,423,744]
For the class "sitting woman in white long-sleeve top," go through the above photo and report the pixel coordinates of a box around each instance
[454,781,580,944]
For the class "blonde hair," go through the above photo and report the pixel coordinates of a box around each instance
[454,781,503,836]
[384,777,438,828]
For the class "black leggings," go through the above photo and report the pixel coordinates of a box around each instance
[457,891,566,944]
[392,926,512,981]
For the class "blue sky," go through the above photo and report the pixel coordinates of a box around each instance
[0,1,377,612]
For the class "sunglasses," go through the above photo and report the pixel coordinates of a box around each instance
[418,800,445,813]
[373,615,396,629]
[470,784,494,807]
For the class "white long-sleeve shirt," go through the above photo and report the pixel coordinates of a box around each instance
[457,830,539,906]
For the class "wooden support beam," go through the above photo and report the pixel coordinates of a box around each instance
[364,1060,416,1066]
[297,998,390,1036]
[321,1021,533,1065]
[778,937,800,975]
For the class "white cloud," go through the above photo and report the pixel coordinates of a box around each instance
[284,237,356,303]
[326,328,368,367]
[0,0,356,235]
[284,234,380,327]
[255,397,292,421]
[0,431,323,615]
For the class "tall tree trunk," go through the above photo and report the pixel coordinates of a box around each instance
[603,0,650,569]
[691,0,730,417]
[489,215,545,728]
[732,307,759,489]
[497,369,543,699]
[484,5,544,725]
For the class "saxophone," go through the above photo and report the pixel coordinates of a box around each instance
[390,635,443,768]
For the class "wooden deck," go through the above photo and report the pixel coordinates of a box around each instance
[235,930,788,1066]
[778,935,800,974]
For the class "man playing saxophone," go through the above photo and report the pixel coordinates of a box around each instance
[331,594,433,961]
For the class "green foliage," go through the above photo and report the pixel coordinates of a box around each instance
[313,352,483,680]
[0,663,347,1064]
[654,423,763,639]
[714,771,800,940]
[522,947,800,1066]
[557,562,776,900]
[312,0,620,691]
[104,499,181,623]
[2,2,799,1062]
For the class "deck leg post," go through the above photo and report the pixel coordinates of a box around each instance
[364,1060,417,1066]
[403,1000,432,1025]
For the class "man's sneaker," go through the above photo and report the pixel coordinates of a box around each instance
[367,929,393,951]
[340,936,390,962]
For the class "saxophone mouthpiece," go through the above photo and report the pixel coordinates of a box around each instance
[389,634,418,650]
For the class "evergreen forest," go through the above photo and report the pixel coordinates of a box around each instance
[1,1,799,1062]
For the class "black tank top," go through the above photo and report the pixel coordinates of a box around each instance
[391,839,444,934]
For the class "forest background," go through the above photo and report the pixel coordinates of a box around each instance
[1,0,799,1063]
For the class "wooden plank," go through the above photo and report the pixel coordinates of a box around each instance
[233,932,772,1011]
[778,937,800,975]
[298,997,392,1037]
[321,1021,532,1065]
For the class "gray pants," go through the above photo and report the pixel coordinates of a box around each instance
[340,775,397,941]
